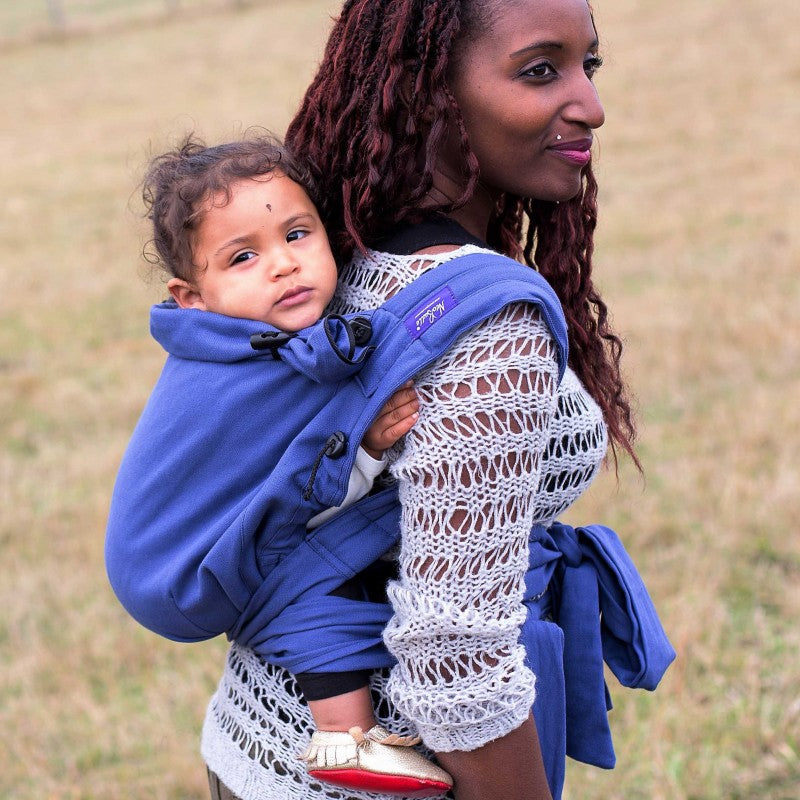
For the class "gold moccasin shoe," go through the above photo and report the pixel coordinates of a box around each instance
[299,724,453,797]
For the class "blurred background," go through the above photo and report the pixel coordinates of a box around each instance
[1,0,798,797]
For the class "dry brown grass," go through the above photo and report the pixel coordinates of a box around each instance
[1,0,798,797]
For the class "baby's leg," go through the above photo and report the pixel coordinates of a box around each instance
[296,575,377,732]
[294,593,452,793]
[298,683,453,797]
[307,684,377,733]
[296,674,453,795]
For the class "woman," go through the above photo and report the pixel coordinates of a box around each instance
[202,0,662,798]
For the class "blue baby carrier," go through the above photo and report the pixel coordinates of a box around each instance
[105,251,674,798]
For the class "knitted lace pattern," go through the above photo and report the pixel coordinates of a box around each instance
[201,245,608,799]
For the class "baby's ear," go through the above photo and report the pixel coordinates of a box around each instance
[167,278,206,310]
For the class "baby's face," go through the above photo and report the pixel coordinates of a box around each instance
[188,173,338,331]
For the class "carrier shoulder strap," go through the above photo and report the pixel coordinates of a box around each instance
[281,250,569,513]
[356,250,568,397]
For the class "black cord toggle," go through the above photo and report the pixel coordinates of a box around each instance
[350,316,372,346]
[250,330,298,360]
[323,314,373,364]
[303,431,348,500]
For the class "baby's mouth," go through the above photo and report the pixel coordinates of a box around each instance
[277,286,312,305]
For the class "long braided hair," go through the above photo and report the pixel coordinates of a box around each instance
[286,0,638,466]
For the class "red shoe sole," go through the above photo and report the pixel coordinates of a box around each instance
[308,768,451,797]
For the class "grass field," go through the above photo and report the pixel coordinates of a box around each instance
[1,0,798,798]
[0,0,240,44]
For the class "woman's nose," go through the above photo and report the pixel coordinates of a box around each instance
[566,74,605,130]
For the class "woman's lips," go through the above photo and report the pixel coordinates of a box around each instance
[276,286,313,307]
[548,137,593,166]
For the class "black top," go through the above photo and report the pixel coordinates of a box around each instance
[375,215,487,255]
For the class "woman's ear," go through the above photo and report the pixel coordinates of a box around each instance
[167,277,206,310]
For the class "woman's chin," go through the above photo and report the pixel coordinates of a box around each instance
[544,175,588,204]
[509,172,587,205]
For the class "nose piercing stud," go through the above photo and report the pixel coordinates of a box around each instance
[556,135,562,141]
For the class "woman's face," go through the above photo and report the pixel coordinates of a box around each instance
[444,0,605,205]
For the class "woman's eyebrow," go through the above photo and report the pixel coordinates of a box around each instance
[510,38,599,58]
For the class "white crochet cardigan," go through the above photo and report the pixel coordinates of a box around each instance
[201,245,608,799]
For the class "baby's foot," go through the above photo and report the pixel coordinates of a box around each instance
[299,724,453,797]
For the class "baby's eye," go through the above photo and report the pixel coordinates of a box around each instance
[522,61,556,80]
[584,55,604,79]
[287,229,309,243]
[231,250,256,265]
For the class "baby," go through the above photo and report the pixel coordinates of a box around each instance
[141,134,452,796]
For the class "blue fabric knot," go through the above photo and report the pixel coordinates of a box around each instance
[548,521,583,567]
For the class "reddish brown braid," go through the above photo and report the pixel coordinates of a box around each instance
[287,0,478,255]
[286,0,638,466]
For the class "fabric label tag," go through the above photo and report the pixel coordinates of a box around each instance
[404,286,458,340]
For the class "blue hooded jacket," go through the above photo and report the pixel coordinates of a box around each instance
[105,251,674,795]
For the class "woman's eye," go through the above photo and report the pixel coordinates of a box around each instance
[584,55,604,79]
[231,251,256,265]
[287,229,309,243]
[522,61,556,80]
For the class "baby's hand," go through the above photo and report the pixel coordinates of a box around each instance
[361,381,419,459]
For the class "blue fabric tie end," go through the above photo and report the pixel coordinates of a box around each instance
[542,522,676,769]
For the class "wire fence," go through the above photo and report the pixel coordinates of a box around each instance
[0,0,254,46]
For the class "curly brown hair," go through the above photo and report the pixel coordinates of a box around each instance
[286,0,638,466]
[142,132,319,282]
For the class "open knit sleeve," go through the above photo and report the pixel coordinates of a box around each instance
[381,301,560,752]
